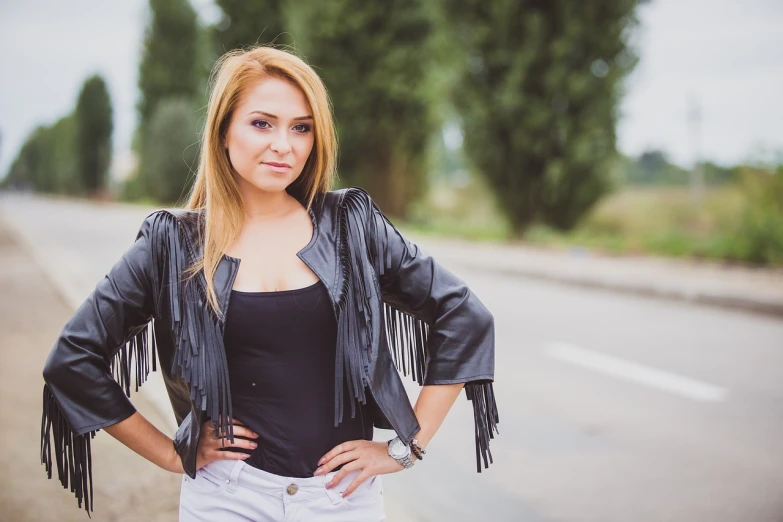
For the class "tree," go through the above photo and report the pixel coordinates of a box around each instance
[4,127,47,191]
[292,0,442,217]
[440,1,640,233]
[3,115,80,194]
[75,75,113,195]
[137,0,200,148]
[137,98,200,204]
[637,150,669,177]
[213,0,290,54]
[624,149,688,185]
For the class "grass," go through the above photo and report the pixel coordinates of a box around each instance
[402,180,782,265]
[403,178,512,242]
[525,186,747,260]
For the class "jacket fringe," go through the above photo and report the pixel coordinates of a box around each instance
[41,384,95,516]
[465,382,499,472]
[42,319,156,516]
[334,191,375,425]
[110,321,158,398]
[148,211,234,441]
[383,303,428,386]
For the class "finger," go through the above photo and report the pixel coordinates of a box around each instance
[214,416,248,433]
[213,421,259,439]
[210,434,259,451]
[326,461,361,489]
[316,450,359,476]
[213,450,253,463]
[228,426,260,439]
[222,438,259,452]
[342,472,371,498]
[196,447,252,469]
[318,440,361,467]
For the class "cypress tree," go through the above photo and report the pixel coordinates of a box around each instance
[75,75,113,195]
[213,0,290,54]
[440,0,640,233]
[293,0,442,217]
[137,0,200,148]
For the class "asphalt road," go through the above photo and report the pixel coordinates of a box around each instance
[3,193,782,522]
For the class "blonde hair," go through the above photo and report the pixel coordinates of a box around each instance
[185,46,337,315]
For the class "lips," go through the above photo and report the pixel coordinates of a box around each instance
[262,161,292,174]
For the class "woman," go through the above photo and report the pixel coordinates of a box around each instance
[41,46,498,521]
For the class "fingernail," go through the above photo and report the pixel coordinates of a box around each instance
[241,454,251,459]
[314,467,322,476]
[251,443,258,449]
[317,458,324,465]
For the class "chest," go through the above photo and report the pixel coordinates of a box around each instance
[225,213,319,293]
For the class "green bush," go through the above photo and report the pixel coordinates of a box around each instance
[729,167,783,264]
[133,97,200,204]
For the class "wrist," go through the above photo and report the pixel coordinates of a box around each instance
[410,438,426,461]
[166,439,185,474]
[387,437,416,469]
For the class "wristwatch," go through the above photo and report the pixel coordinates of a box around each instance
[387,437,416,469]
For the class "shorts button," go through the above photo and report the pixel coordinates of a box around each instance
[286,484,298,495]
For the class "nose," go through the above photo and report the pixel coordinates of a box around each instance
[270,130,291,156]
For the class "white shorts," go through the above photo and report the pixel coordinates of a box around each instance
[179,459,386,521]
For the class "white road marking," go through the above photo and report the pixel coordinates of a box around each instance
[546,342,729,402]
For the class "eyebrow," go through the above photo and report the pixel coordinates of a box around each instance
[248,110,313,121]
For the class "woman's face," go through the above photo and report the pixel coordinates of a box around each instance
[224,76,315,196]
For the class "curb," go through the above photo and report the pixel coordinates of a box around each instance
[444,258,783,319]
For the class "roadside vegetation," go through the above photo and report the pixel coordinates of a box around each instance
[408,161,783,266]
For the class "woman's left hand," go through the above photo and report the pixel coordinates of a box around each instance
[314,440,404,497]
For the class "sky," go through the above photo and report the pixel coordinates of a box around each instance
[1,0,781,177]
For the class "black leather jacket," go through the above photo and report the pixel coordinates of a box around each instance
[40,187,498,514]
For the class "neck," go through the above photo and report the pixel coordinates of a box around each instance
[238,187,301,222]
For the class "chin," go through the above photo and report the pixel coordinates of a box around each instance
[241,171,299,194]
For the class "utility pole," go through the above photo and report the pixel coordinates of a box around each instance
[688,94,704,204]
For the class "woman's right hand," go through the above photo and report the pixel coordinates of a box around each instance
[195,417,260,470]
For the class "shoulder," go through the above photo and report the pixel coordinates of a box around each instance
[323,186,376,214]
[138,208,202,250]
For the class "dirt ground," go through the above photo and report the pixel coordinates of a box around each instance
[0,219,181,521]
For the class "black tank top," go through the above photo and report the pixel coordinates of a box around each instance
[223,280,373,478]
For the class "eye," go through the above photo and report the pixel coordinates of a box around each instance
[251,120,270,129]
[293,123,312,133]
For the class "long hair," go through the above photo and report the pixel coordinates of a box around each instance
[185,46,338,315]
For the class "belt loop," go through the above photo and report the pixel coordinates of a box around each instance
[226,460,243,493]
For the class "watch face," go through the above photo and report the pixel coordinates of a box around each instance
[389,438,409,459]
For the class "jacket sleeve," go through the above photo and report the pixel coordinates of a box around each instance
[345,187,499,472]
[41,211,159,514]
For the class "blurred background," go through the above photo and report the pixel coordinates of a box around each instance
[1,0,782,521]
